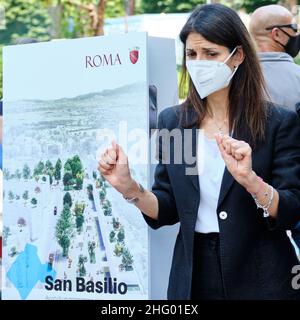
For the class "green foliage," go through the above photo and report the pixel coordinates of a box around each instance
[74,202,85,232]
[34,161,45,176]
[114,242,124,257]
[8,191,14,200]
[3,226,11,246]
[45,160,54,174]
[102,200,112,215]
[54,158,62,181]
[3,168,10,180]
[31,197,37,205]
[49,174,53,185]
[0,0,51,45]
[117,227,125,243]
[63,156,83,188]
[88,241,96,263]
[103,207,112,216]
[22,164,31,180]
[75,213,84,233]
[240,0,278,13]
[63,171,73,186]
[63,191,73,208]
[121,248,133,270]
[141,0,205,13]
[78,254,87,276]
[74,201,85,215]
[22,190,29,201]
[75,172,83,190]
[141,0,282,14]
[109,230,116,243]
[55,204,75,257]
[14,169,22,180]
[106,0,125,18]
[99,188,106,202]
[112,217,120,230]
[9,246,18,257]
[87,183,94,201]
[102,199,111,208]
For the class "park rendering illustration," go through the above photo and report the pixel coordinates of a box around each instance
[2,82,149,300]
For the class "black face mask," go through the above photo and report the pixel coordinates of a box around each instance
[277,28,300,58]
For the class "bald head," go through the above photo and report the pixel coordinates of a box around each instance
[249,5,295,52]
[250,5,293,37]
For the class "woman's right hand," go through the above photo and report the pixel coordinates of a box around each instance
[97,141,135,196]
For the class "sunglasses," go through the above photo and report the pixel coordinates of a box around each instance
[265,23,298,33]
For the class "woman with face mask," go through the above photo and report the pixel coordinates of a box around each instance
[98,4,300,300]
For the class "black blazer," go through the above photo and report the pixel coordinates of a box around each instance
[143,102,300,300]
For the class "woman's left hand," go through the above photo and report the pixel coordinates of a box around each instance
[215,133,254,189]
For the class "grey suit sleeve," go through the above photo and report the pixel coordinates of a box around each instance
[266,111,300,231]
[142,109,179,230]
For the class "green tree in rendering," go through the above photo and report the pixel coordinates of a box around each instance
[78,255,88,277]
[34,161,45,176]
[54,158,62,182]
[102,199,112,216]
[9,246,18,257]
[22,164,31,180]
[49,174,53,186]
[114,243,124,257]
[55,204,75,257]
[8,191,14,201]
[122,248,134,271]
[112,217,120,231]
[88,241,96,264]
[75,172,83,190]
[3,226,11,246]
[99,188,106,204]
[65,155,83,179]
[14,169,22,180]
[74,202,85,233]
[63,192,73,208]
[31,198,37,206]
[87,184,94,201]
[45,160,54,174]
[103,207,112,216]
[109,230,116,243]
[3,169,11,180]
[63,172,73,187]
[64,162,72,173]
[117,227,125,244]
[22,190,29,202]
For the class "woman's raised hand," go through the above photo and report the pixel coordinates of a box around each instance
[97,141,134,196]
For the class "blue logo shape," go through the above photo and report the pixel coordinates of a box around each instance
[7,244,56,300]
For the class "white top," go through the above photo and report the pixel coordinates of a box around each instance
[195,132,225,233]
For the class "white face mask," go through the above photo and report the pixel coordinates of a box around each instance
[186,47,239,99]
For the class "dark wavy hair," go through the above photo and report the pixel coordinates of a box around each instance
[179,4,268,145]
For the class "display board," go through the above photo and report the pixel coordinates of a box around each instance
[2,32,178,300]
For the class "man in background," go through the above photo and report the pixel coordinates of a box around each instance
[249,4,300,112]
[250,5,300,251]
